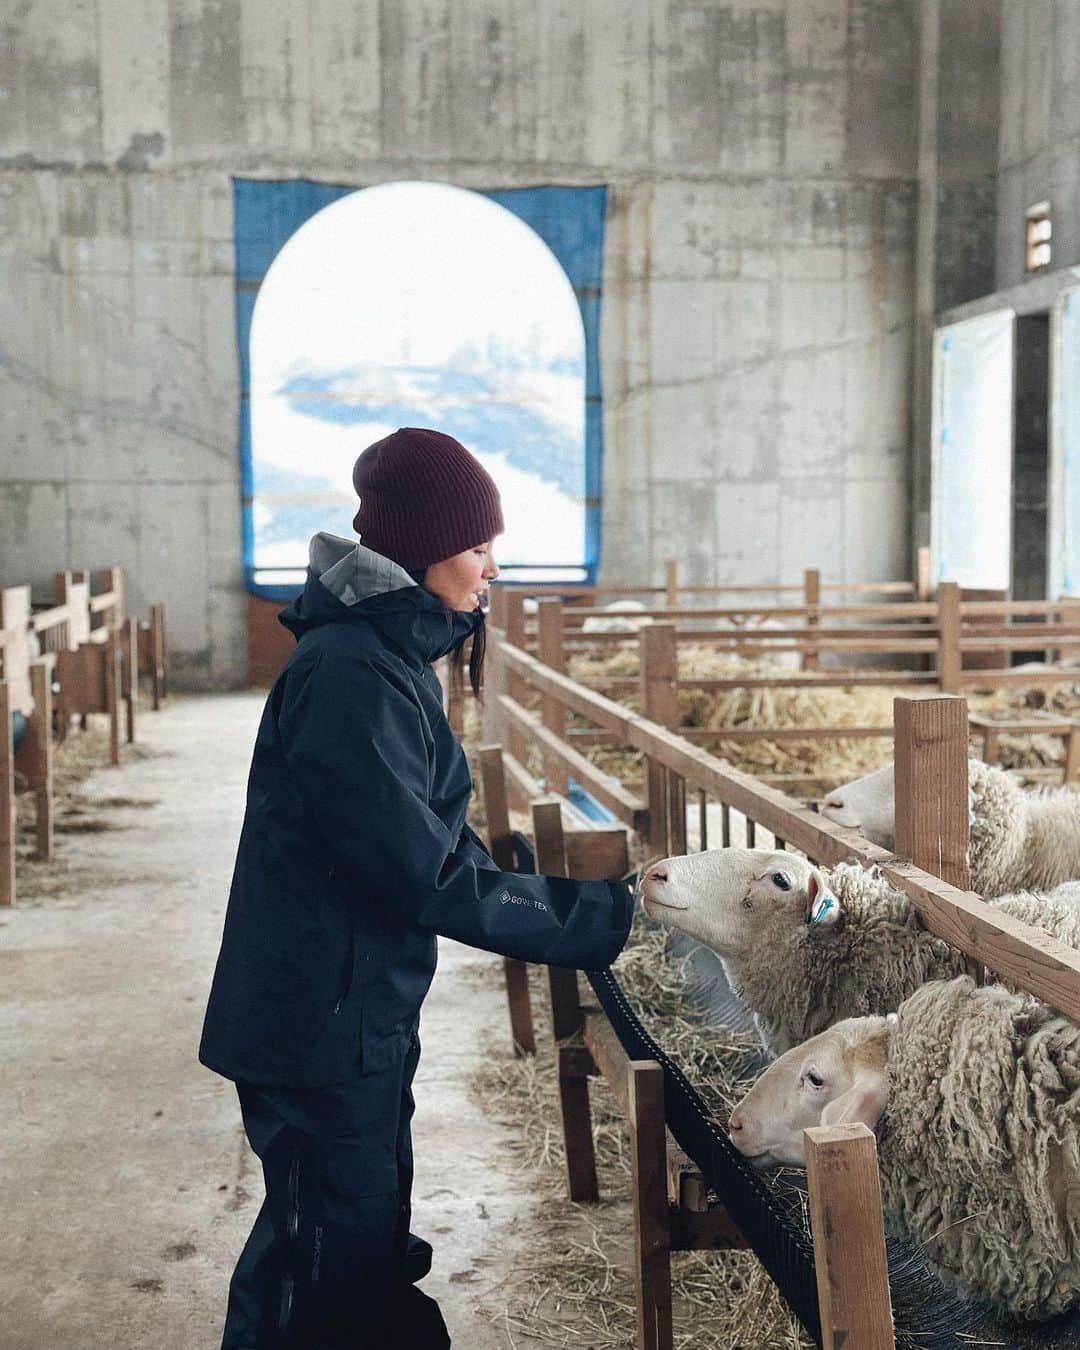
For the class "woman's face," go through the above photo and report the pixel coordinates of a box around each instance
[423,542,500,613]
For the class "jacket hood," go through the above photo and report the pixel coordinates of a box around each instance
[278,533,481,665]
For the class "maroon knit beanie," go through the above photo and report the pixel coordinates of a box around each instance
[351,427,505,571]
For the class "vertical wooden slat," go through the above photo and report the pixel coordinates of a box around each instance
[981,726,1000,766]
[559,1045,599,1201]
[697,789,708,851]
[667,771,686,856]
[537,598,568,794]
[151,602,166,708]
[664,558,678,609]
[803,568,821,672]
[504,590,529,765]
[640,624,678,857]
[894,694,976,977]
[123,616,138,744]
[533,801,582,1041]
[106,631,121,766]
[25,662,53,861]
[721,802,731,847]
[805,1123,895,1350]
[1065,726,1080,784]
[628,1060,674,1350]
[915,545,932,602]
[746,816,756,848]
[0,681,14,908]
[480,744,535,1057]
[937,580,962,693]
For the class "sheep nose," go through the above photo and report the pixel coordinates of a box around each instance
[728,1111,743,1134]
[645,865,669,885]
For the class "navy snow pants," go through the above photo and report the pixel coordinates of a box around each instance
[220,1028,450,1349]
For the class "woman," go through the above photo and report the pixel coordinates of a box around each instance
[200,427,634,1348]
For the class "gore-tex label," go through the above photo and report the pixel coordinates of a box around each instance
[499,889,548,912]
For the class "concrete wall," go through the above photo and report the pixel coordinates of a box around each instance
[0,1,917,686]
[997,0,1080,289]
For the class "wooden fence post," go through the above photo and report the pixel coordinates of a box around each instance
[664,558,678,610]
[936,580,962,693]
[0,681,13,908]
[25,662,53,860]
[629,1060,674,1350]
[504,590,530,766]
[803,568,821,672]
[915,545,932,602]
[894,694,977,978]
[534,799,600,1202]
[480,745,536,1057]
[106,630,121,765]
[537,598,568,794]
[640,624,679,856]
[805,1123,895,1350]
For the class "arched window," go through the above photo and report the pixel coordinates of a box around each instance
[237,179,605,594]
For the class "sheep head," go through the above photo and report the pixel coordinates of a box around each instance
[727,1015,893,1168]
[821,763,896,849]
[640,848,840,960]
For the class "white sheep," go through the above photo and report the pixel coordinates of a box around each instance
[726,976,1080,1319]
[821,758,1080,896]
[581,599,654,634]
[641,847,1080,1054]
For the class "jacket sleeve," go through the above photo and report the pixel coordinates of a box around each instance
[278,652,634,970]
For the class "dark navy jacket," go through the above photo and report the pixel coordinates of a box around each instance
[199,535,634,1088]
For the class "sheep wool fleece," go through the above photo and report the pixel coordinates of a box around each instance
[200,532,633,1347]
[881,976,1080,1319]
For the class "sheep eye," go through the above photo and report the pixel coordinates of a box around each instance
[772,872,792,891]
[805,1071,824,1089]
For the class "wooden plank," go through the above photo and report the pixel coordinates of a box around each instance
[565,623,942,643]
[0,681,13,908]
[805,1123,895,1350]
[640,624,678,856]
[803,568,821,672]
[503,958,536,1057]
[581,673,936,691]
[936,581,962,694]
[498,695,648,831]
[894,696,976,979]
[916,545,932,602]
[122,616,138,744]
[478,745,516,870]
[959,598,1080,617]
[565,830,630,881]
[503,590,530,765]
[22,662,53,861]
[478,743,537,1057]
[960,631,1080,648]
[665,558,679,608]
[105,632,121,765]
[558,1045,599,1201]
[0,586,33,716]
[563,601,940,622]
[533,801,583,1041]
[683,725,893,743]
[628,1061,674,1350]
[956,669,1080,689]
[537,598,568,793]
[1066,727,1080,783]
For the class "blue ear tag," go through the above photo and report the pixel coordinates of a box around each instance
[809,891,837,926]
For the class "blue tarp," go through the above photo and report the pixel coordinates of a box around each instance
[233,179,607,599]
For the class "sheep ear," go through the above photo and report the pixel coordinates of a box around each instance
[805,869,842,927]
[820,1077,887,1130]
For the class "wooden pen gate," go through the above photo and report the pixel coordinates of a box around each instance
[477,597,1080,1348]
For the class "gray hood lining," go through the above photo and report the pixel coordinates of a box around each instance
[309,532,416,607]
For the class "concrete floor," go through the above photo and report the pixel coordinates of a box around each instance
[0,692,543,1349]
